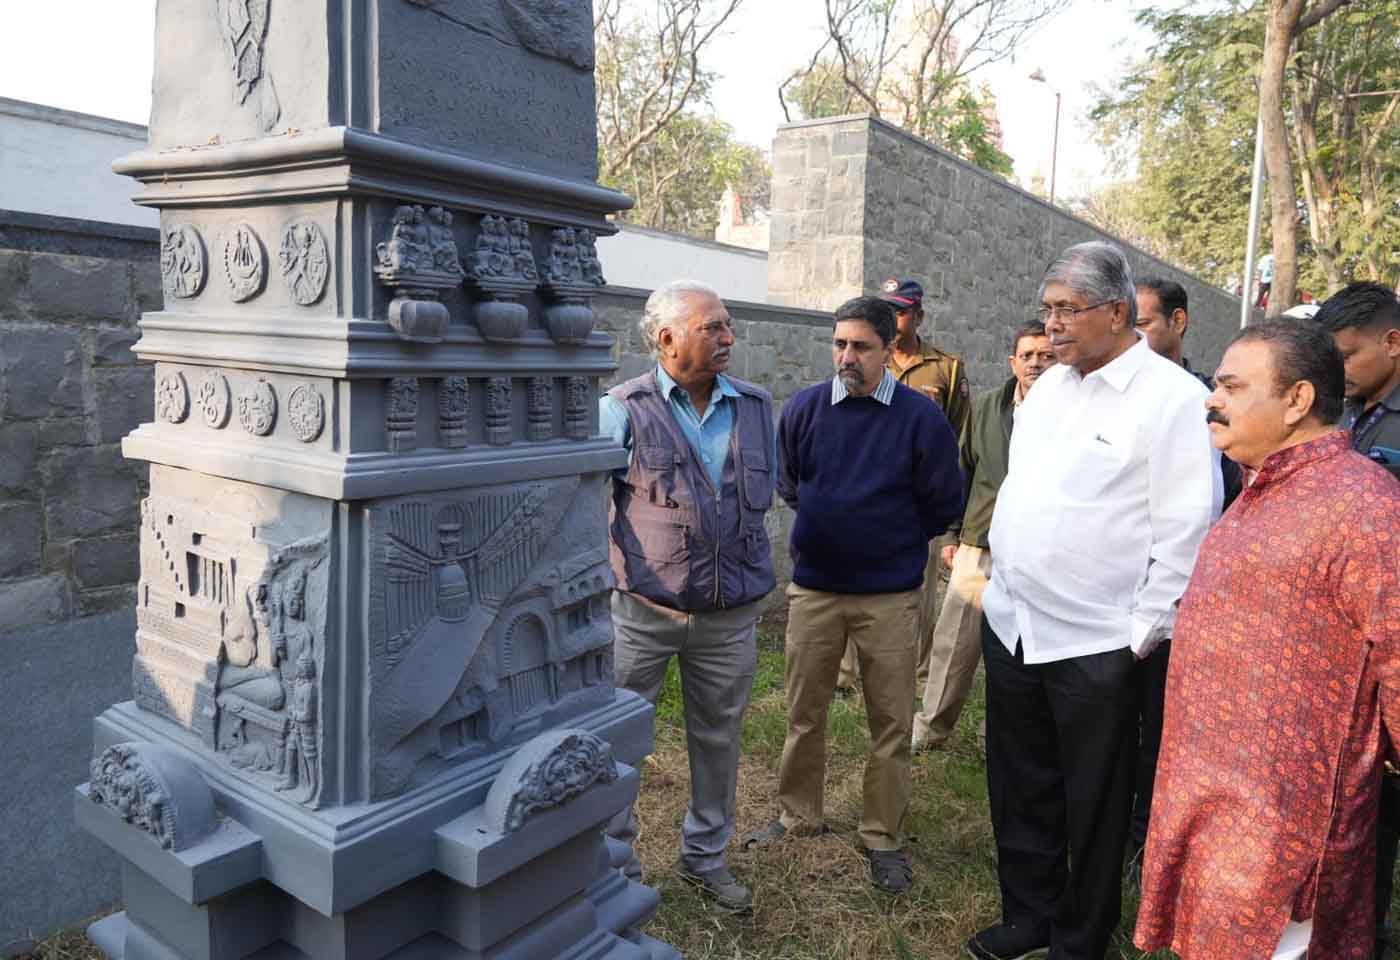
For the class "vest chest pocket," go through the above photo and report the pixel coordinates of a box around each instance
[636,443,683,507]
[741,448,774,511]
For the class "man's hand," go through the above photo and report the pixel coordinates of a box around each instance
[940,544,958,569]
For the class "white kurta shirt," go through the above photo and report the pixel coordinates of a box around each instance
[982,337,1221,664]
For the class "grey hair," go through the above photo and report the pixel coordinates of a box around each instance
[640,280,718,355]
[1038,241,1138,327]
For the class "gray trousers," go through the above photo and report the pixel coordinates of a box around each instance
[607,589,760,876]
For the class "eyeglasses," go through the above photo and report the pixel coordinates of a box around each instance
[1036,300,1118,324]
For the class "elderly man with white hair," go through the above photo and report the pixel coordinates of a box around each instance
[599,280,777,914]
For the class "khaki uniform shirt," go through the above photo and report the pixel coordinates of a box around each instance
[887,336,972,457]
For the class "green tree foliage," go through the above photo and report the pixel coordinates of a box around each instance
[594,0,769,238]
[1090,1,1399,295]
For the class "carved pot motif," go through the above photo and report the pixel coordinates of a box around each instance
[543,300,595,344]
[475,300,528,342]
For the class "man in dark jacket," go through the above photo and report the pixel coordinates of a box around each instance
[600,279,777,913]
[743,296,963,896]
[912,322,1054,751]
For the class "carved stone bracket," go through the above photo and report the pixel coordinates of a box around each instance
[538,228,605,344]
[463,215,538,342]
[88,742,217,851]
[439,376,469,449]
[374,204,465,343]
[387,377,419,452]
[482,728,618,834]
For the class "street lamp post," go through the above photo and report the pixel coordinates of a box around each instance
[1030,68,1061,207]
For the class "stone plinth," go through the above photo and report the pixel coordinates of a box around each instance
[77,3,676,959]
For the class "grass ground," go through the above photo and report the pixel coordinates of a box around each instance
[631,629,1170,960]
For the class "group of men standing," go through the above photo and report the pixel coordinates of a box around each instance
[599,241,1400,959]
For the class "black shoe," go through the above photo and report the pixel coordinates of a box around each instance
[965,922,1050,960]
[866,847,913,895]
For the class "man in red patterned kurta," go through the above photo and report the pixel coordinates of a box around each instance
[1136,320,1400,959]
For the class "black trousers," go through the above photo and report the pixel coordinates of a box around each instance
[1131,640,1170,849]
[983,619,1139,960]
[1378,771,1400,955]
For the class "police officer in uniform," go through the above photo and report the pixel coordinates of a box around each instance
[1316,282,1400,958]
[837,278,972,692]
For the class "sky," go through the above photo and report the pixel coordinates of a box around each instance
[0,0,1155,200]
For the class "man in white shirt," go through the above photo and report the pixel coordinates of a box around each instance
[966,242,1221,960]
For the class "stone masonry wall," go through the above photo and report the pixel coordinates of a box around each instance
[768,115,1252,392]
[0,210,157,633]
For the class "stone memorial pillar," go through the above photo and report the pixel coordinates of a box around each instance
[76,3,677,958]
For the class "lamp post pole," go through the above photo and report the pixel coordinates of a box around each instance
[1030,69,1061,206]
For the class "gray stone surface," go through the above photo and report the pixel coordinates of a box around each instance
[0,611,134,953]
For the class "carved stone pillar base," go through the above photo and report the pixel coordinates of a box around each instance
[79,693,667,960]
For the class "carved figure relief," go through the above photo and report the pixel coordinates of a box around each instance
[508,218,538,280]
[374,204,464,343]
[439,376,469,449]
[564,377,589,441]
[287,384,324,443]
[577,229,606,286]
[386,377,418,453]
[539,227,603,343]
[223,222,266,301]
[216,0,281,132]
[156,371,191,424]
[527,377,553,442]
[542,227,582,286]
[464,216,535,341]
[160,224,207,299]
[485,377,512,446]
[238,378,278,436]
[196,371,232,428]
[274,646,320,803]
[487,730,618,833]
[279,220,330,306]
[89,745,179,847]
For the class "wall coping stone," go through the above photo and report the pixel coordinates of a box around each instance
[0,96,148,142]
[0,209,159,257]
[600,285,832,328]
[615,223,770,261]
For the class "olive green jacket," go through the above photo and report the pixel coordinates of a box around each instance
[958,376,1017,548]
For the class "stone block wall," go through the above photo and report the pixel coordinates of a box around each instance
[769,115,1252,393]
[0,210,158,633]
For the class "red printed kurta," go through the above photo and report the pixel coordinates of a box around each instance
[1136,431,1400,960]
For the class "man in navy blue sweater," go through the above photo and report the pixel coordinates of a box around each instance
[742,296,963,894]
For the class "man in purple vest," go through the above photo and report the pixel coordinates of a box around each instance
[742,296,964,895]
[600,279,777,913]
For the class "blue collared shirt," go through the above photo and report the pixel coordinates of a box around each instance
[600,365,741,489]
[830,369,897,405]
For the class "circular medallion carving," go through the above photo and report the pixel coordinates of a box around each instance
[195,370,231,428]
[278,220,330,306]
[155,371,190,423]
[160,224,207,299]
[223,222,266,302]
[287,384,324,443]
[237,378,278,436]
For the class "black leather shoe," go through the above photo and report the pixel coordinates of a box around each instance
[965,922,1050,960]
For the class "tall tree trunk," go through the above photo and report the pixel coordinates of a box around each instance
[1260,0,1303,317]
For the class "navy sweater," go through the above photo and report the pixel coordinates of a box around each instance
[777,380,964,594]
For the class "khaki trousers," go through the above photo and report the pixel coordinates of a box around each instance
[777,582,920,851]
[912,544,991,747]
[836,543,947,689]
[607,590,760,876]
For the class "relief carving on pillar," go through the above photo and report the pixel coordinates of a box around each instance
[238,378,278,436]
[367,479,616,797]
[539,227,604,343]
[287,384,325,443]
[485,377,512,446]
[279,220,330,306]
[438,376,469,449]
[386,377,419,452]
[374,204,465,343]
[223,222,267,302]
[196,370,232,429]
[464,215,537,341]
[136,476,329,807]
[484,729,618,833]
[160,224,208,300]
[527,377,553,442]
[564,376,590,440]
[216,0,281,132]
[156,371,191,424]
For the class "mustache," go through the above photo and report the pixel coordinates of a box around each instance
[1205,410,1229,426]
[839,365,865,382]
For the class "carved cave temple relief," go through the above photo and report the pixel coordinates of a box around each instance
[539,227,605,343]
[216,0,281,132]
[223,222,267,302]
[279,219,330,306]
[527,377,553,442]
[464,214,538,341]
[485,377,512,446]
[564,376,590,440]
[374,203,465,343]
[386,377,419,452]
[160,224,208,300]
[439,376,469,449]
